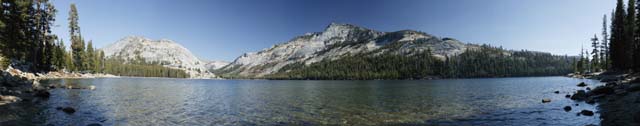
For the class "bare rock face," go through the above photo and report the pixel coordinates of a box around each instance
[219,23,479,78]
[100,36,226,78]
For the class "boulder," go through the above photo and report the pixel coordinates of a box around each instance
[553,91,560,94]
[89,85,96,90]
[571,90,587,100]
[586,87,591,90]
[565,94,571,98]
[34,90,50,98]
[589,86,614,95]
[577,82,588,87]
[61,107,76,114]
[580,110,594,116]
[563,106,572,111]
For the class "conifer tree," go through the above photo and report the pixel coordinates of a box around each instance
[591,35,600,71]
[610,0,626,71]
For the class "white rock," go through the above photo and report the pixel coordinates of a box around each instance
[100,36,226,78]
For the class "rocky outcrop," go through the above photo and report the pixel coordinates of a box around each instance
[100,36,222,78]
[219,23,480,78]
[0,66,45,106]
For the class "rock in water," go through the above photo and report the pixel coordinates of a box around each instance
[563,106,572,111]
[565,94,571,98]
[542,98,551,103]
[577,82,587,87]
[553,91,560,94]
[571,90,587,100]
[89,85,96,90]
[580,110,594,116]
[34,90,50,98]
[87,123,102,126]
[61,107,76,114]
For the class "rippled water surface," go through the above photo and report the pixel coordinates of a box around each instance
[1,77,602,125]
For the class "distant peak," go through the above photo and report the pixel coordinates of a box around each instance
[326,22,356,29]
[323,22,373,34]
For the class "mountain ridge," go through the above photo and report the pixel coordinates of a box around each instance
[218,23,483,78]
[100,36,224,78]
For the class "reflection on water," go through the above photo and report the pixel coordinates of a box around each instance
[2,77,601,125]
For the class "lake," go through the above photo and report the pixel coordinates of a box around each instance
[1,77,602,125]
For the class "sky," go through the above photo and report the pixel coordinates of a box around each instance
[51,0,616,61]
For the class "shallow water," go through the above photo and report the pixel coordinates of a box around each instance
[1,77,602,125]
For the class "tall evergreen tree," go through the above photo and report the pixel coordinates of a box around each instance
[86,40,95,73]
[591,35,600,71]
[68,3,84,71]
[635,0,640,71]
[602,14,610,70]
[610,0,626,71]
[626,0,637,70]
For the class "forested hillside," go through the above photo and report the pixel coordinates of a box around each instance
[266,45,575,80]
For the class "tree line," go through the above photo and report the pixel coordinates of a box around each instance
[266,45,575,80]
[0,1,188,78]
[577,0,640,73]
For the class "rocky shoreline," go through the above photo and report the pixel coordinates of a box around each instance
[567,72,640,126]
[0,66,115,106]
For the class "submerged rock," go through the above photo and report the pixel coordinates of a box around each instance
[563,106,572,111]
[577,82,588,87]
[87,123,102,126]
[580,110,594,116]
[34,90,50,98]
[61,107,76,114]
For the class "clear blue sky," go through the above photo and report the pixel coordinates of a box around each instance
[51,0,615,61]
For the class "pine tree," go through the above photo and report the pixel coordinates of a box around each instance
[69,4,84,71]
[610,0,626,71]
[86,40,95,73]
[591,35,600,72]
[626,0,637,70]
[602,14,610,70]
[635,0,640,71]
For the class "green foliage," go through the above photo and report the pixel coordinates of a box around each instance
[267,45,574,80]
[102,56,189,78]
[0,0,58,72]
